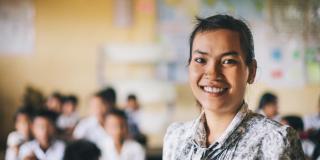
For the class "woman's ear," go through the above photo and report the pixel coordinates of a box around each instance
[247,59,257,84]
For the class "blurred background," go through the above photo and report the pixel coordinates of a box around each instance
[0,0,319,159]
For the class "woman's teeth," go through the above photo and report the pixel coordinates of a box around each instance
[203,86,226,93]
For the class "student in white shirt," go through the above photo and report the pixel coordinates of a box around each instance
[124,94,147,146]
[281,115,315,159]
[73,88,116,143]
[5,107,32,160]
[46,92,63,114]
[57,95,80,139]
[256,92,281,122]
[19,109,65,160]
[124,94,142,136]
[100,109,145,160]
[303,95,320,131]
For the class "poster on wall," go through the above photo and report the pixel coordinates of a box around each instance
[113,0,132,27]
[305,47,320,84]
[157,0,198,84]
[253,22,306,88]
[0,0,35,54]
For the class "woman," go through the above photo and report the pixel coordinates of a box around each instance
[163,14,304,159]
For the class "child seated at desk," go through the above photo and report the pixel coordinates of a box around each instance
[5,107,33,160]
[73,88,116,143]
[57,95,79,139]
[99,109,145,160]
[19,109,65,160]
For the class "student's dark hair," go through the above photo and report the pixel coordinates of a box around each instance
[105,108,128,122]
[258,92,277,110]
[62,95,78,106]
[13,106,34,122]
[96,87,117,108]
[50,92,63,102]
[63,140,101,160]
[127,94,137,101]
[188,14,255,65]
[282,115,304,131]
[32,109,59,126]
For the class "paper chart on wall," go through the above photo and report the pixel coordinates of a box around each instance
[253,22,306,88]
[0,0,35,54]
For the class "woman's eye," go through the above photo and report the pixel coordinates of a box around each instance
[222,59,237,65]
[194,58,206,64]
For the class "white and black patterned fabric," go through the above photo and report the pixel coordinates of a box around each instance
[163,103,304,160]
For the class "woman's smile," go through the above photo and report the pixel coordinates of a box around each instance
[198,79,230,97]
[201,86,228,94]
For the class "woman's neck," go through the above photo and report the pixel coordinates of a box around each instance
[204,109,238,146]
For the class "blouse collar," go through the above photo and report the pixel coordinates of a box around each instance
[189,102,250,149]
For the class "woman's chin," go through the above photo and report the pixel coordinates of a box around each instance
[201,100,244,115]
[200,101,227,111]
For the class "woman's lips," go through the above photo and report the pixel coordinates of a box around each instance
[199,85,229,95]
[203,86,227,93]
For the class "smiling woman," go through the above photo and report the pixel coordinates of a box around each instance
[163,14,304,160]
[189,29,253,115]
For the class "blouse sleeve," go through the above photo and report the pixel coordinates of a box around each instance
[163,122,183,160]
[260,125,304,159]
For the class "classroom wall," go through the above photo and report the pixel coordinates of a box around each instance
[0,0,319,148]
[0,0,155,147]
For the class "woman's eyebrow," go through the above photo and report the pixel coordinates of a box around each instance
[193,49,208,55]
[221,51,239,57]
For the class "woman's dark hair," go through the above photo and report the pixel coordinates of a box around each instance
[63,140,101,160]
[258,92,278,110]
[189,14,255,65]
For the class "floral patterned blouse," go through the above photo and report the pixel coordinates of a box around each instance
[163,103,304,160]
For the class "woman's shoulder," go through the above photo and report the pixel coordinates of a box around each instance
[243,113,304,158]
[248,113,291,133]
[163,119,197,150]
[163,120,196,159]
[165,120,195,139]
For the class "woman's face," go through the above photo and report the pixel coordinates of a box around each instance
[189,29,256,113]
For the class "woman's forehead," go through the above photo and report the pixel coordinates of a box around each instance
[192,29,243,56]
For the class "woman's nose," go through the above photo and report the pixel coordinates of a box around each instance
[204,62,222,80]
